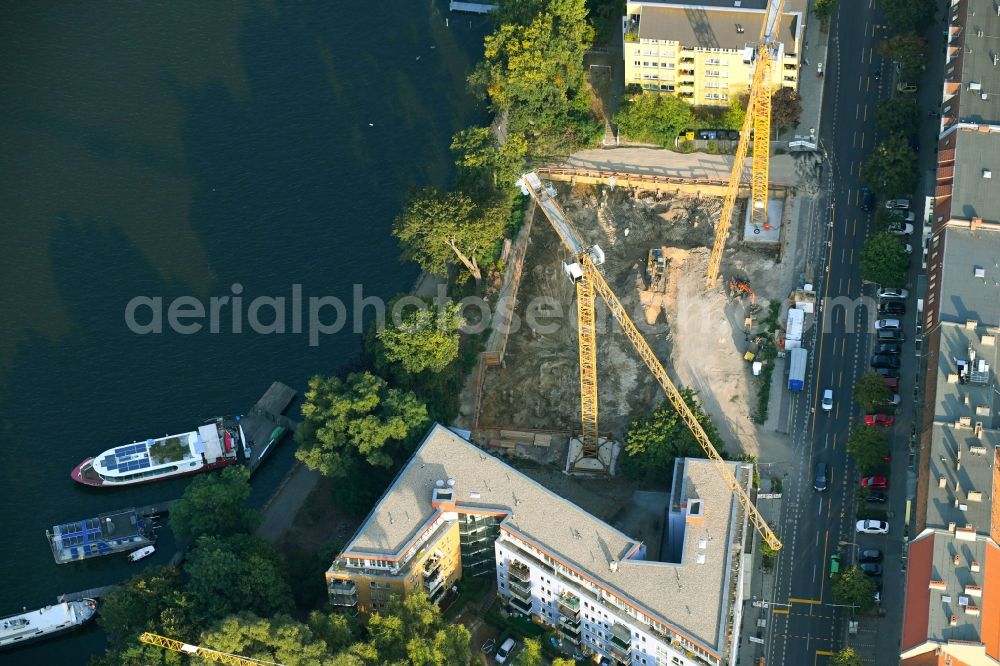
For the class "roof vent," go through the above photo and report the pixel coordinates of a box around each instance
[975,267,986,279]
[736,23,745,33]
[954,553,961,565]
[734,0,741,5]
[970,82,982,91]
[696,552,706,564]
[447,478,455,487]
[950,615,959,626]
[698,538,708,549]
[610,559,619,572]
[436,479,444,487]
[984,169,993,179]
[971,561,981,572]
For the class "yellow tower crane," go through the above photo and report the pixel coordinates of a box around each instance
[139,632,281,666]
[521,174,781,551]
[706,0,786,289]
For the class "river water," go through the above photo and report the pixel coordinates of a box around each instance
[0,2,488,662]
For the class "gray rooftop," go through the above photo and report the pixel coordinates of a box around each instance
[937,222,1000,327]
[956,0,1000,124]
[340,424,748,654]
[634,2,803,51]
[924,530,987,643]
[950,130,1000,226]
[924,421,998,531]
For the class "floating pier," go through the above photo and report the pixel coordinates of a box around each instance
[240,382,298,475]
[57,585,119,603]
[449,1,496,13]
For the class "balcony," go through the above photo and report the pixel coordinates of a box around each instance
[609,638,631,660]
[557,592,581,618]
[609,623,632,655]
[424,570,444,596]
[509,577,532,601]
[509,593,532,615]
[680,57,695,64]
[328,579,358,607]
[559,615,581,635]
[509,560,531,583]
[423,554,441,577]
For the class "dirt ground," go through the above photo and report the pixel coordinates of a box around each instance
[478,183,798,459]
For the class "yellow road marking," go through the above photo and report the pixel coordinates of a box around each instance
[820,530,830,599]
[788,597,822,605]
[773,608,790,615]
[863,103,868,121]
[817,650,834,656]
[860,133,865,149]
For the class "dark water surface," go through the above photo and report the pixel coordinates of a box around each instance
[0,2,488,662]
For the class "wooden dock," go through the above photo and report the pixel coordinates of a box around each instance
[241,382,298,474]
[58,585,119,603]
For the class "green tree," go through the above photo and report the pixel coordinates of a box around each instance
[375,301,465,374]
[96,566,183,638]
[771,87,803,129]
[393,188,506,283]
[721,93,749,130]
[875,95,919,138]
[860,133,917,198]
[613,92,695,146]
[853,371,892,410]
[451,126,528,193]
[295,372,428,477]
[877,0,935,33]
[170,465,259,543]
[184,534,293,622]
[831,647,865,666]
[832,566,877,611]
[878,32,928,80]
[308,610,359,654]
[200,612,332,666]
[847,426,890,475]
[513,638,544,666]
[621,389,725,484]
[814,0,838,20]
[471,0,596,150]
[860,232,910,287]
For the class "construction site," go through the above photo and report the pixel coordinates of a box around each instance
[473,176,803,468]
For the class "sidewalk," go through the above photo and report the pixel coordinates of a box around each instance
[736,495,784,666]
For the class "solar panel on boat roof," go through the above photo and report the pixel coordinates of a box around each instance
[139,460,150,468]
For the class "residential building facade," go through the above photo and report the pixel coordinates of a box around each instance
[622,0,804,107]
[327,424,753,666]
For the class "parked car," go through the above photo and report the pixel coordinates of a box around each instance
[897,81,918,93]
[875,319,901,330]
[866,492,888,504]
[821,389,834,412]
[495,638,517,664]
[875,342,902,355]
[856,519,890,535]
[885,198,911,210]
[860,188,875,212]
[861,476,889,490]
[875,367,900,378]
[879,302,906,316]
[871,354,901,369]
[903,243,914,254]
[814,462,829,491]
[860,562,884,576]
[865,413,895,427]
[830,552,842,578]
[888,222,915,236]
[889,210,916,223]
[860,549,883,562]
[882,377,899,391]
[878,287,909,299]
[877,329,905,342]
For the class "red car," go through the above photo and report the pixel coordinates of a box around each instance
[865,414,895,427]
[861,476,889,490]
[883,377,899,392]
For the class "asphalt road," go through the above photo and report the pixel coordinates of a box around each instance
[765,0,915,663]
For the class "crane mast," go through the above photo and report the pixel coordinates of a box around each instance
[706,0,786,289]
[521,174,781,550]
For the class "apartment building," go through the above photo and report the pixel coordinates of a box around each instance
[900,6,1000,657]
[327,424,753,666]
[622,0,804,107]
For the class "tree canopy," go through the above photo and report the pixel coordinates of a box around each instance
[877,0,935,33]
[860,133,917,198]
[375,301,465,375]
[451,126,528,195]
[832,566,878,611]
[860,232,910,288]
[184,534,293,623]
[853,371,893,411]
[621,389,725,484]
[831,647,865,666]
[514,638,544,666]
[875,95,919,139]
[814,0,838,19]
[613,92,695,147]
[170,465,259,543]
[96,566,184,639]
[471,0,597,153]
[771,87,803,129]
[201,612,334,666]
[846,426,890,475]
[393,187,507,283]
[879,32,928,81]
[295,371,428,477]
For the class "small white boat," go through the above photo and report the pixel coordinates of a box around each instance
[128,545,155,562]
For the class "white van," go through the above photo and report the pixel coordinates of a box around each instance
[495,638,517,664]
